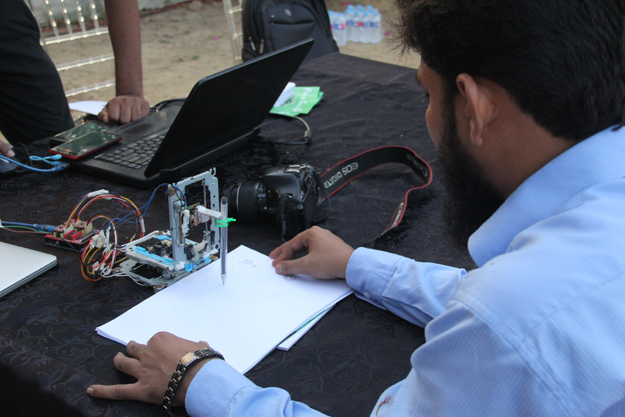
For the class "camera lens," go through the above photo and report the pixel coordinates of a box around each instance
[224,181,270,223]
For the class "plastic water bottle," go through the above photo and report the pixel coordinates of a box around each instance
[352,10,363,43]
[344,4,355,43]
[361,12,371,43]
[328,11,347,47]
[370,11,383,44]
[334,13,347,46]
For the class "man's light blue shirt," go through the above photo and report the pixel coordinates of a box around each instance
[186,127,625,416]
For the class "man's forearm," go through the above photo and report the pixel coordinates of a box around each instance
[104,0,144,98]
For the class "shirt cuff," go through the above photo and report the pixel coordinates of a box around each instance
[186,359,255,417]
[346,247,404,303]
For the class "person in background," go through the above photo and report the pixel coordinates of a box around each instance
[0,0,150,158]
[87,0,625,415]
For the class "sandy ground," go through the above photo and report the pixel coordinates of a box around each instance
[2,0,420,143]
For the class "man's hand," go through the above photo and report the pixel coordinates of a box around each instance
[98,94,150,124]
[87,332,213,406]
[0,141,15,158]
[270,226,355,279]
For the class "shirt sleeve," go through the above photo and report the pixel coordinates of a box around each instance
[371,299,566,417]
[186,359,330,417]
[185,249,469,417]
[346,247,466,327]
[186,300,566,417]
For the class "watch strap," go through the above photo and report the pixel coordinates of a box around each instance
[162,346,225,416]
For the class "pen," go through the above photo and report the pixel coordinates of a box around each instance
[220,196,228,285]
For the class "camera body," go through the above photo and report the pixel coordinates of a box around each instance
[225,164,325,238]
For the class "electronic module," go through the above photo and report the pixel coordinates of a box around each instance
[77,169,229,290]
[119,170,225,289]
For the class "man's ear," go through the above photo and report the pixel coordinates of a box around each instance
[456,74,495,147]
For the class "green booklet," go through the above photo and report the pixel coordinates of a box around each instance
[270,87,324,117]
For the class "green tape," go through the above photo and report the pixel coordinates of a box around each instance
[216,218,236,227]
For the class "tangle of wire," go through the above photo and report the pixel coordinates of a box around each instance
[1,184,187,283]
[79,184,188,282]
[75,192,145,282]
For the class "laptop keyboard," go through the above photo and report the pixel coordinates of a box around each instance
[95,134,165,169]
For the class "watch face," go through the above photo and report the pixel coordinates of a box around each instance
[180,347,222,367]
[180,351,199,367]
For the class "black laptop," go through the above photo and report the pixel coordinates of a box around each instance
[65,39,314,188]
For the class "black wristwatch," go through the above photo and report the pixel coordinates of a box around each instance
[162,346,225,416]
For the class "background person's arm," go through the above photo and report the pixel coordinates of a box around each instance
[99,0,150,124]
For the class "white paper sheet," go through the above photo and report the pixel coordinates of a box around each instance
[68,100,107,115]
[96,245,352,374]
[273,82,296,107]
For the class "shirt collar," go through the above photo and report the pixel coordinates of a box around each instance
[468,126,625,267]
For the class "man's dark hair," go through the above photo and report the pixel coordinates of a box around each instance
[395,0,625,141]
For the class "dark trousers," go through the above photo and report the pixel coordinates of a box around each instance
[0,0,74,145]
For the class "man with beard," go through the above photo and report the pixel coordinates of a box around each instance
[87,0,625,415]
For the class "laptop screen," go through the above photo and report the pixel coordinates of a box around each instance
[144,39,314,177]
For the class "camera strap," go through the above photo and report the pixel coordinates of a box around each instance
[320,146,433,246]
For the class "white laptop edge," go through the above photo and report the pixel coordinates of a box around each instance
[0,242,57,298]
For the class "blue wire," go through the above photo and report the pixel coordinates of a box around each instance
[135,183,186,219]
[137,183,169,218]
[103,184,169,231]
[30,154,63,166]
[2,221,56,232]
[171,185,188,207]
[89,183,187,233]
[0,155,69,172]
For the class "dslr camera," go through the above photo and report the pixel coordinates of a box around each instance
[224,164,327,238]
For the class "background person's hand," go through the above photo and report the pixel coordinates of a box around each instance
[98,94,150,124]
[0,141,15,158]
[270,226,355,279]
[87,332,214,406]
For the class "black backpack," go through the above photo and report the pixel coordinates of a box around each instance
[241,0,339,62]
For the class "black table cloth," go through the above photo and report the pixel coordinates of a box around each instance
[0,53,475,416]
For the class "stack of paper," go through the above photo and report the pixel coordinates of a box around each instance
[96,246,352,374]
[277,306,331,351]
[270,87,324,117]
